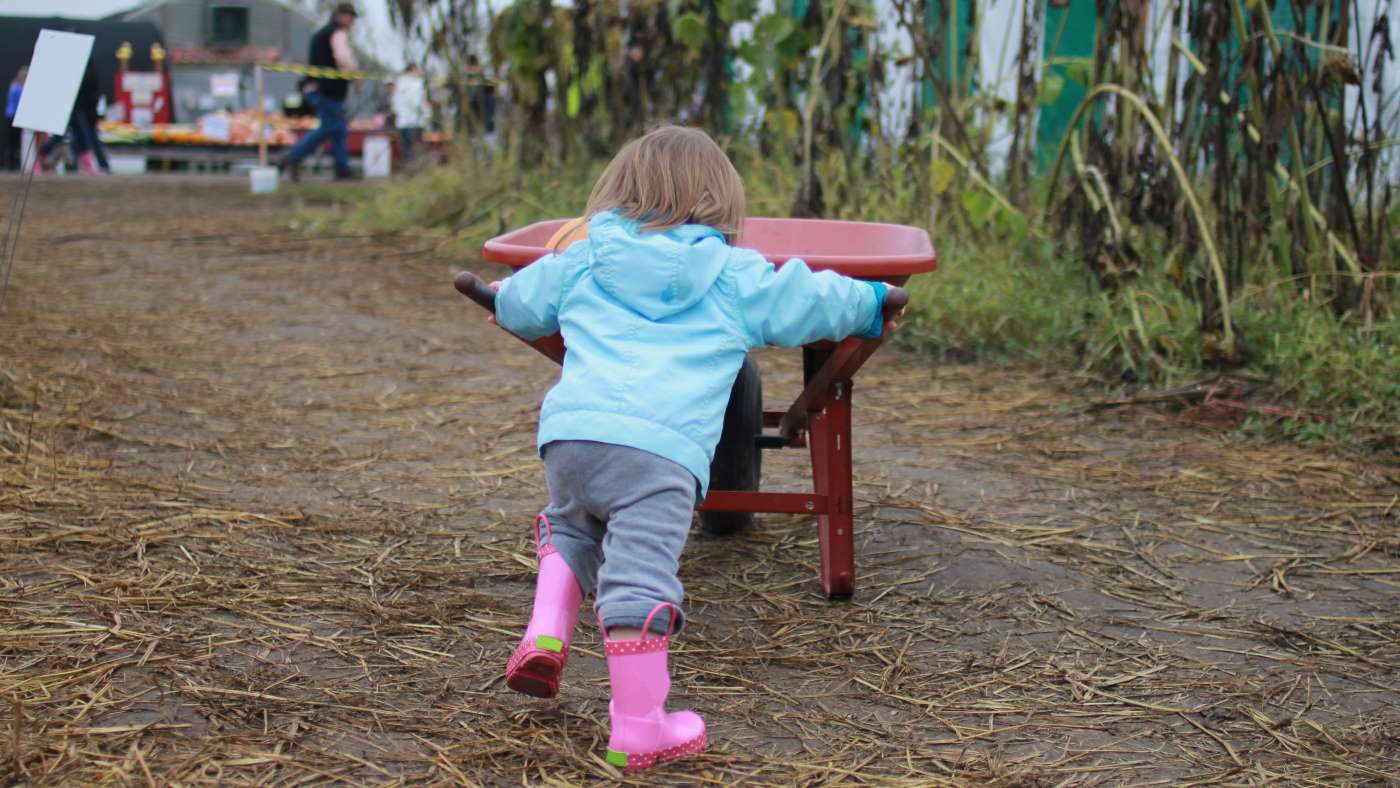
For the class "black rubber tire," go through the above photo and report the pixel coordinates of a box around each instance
[701,354,763,536]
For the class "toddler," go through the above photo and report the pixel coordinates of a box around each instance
[488,126,906,772]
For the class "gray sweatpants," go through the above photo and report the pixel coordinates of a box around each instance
[541,440,697,635]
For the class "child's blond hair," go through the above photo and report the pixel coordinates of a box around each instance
[585,125,745,243]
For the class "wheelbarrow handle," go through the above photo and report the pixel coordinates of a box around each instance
[454,271,497,313]
[459,271,907,324]
[882,285,909,322]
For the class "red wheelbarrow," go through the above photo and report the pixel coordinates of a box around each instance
[461,218,937,598]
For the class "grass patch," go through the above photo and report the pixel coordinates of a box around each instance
[902,236,1090,364]
[304,158,602,259]
[1235,300,1399,444]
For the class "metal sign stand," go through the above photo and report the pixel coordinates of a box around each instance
[249,63,277,193]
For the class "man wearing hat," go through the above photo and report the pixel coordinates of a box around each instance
[283,2,359,181]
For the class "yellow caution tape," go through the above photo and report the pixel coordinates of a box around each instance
[260,61,496,86]
[261,61,382,80]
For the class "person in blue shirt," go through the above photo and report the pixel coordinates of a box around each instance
[3,67,25,171]
[487,125,905,773]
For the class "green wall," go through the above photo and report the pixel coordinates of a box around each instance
[1035,0,1097,171]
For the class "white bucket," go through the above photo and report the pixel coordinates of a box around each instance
[363,135,391,178]
[249,165,279,194]
[108,155,146,175]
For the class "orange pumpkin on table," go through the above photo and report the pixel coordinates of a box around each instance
[546,216,589,252]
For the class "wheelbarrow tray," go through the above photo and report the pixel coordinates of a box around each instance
[484,217,935,281]
[481,217,937,597]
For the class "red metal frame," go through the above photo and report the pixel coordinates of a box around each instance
[482,218,937,598]
[809,380,855,597]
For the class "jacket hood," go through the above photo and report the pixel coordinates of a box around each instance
[586,211,729,320]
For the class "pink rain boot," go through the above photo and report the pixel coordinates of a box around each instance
[78,151,99,174]
[505,514,583,698]
[603,603,707,773]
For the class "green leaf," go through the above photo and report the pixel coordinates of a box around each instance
[961,190,995,227]
[583,56,604,95]
[770,108,800,142]
[727,81,750,118]
[996,207,1029,244]
[1062,57,1093,88]
[992,203,1027,241]
[566,82,581,118]
[756,14,796,47]
[673,12,707,52]
[929,157,956,197]
[737,39,773,71]
[719,0,758,24]
[1039,72,1065,107]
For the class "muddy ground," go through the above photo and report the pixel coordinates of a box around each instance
[2,177,1397,785]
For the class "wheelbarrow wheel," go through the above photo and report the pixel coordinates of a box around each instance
[701,354,763,536]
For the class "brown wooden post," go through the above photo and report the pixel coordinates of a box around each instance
[255,63,267,168]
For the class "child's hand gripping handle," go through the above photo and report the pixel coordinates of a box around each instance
[455,270,566,364]
[882,285,909,324]
[454,271,498,313]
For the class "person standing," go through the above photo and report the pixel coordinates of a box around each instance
[72,58,110,174]
[282,2,358,182]
[36,59,109,174]
[390,64,427,167]
[465,56,495,136]
[3,67,25,171]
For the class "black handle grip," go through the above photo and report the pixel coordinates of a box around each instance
[882,286,909,322]
[454,271,497,313]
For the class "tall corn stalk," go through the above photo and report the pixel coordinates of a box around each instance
[1006,0,1041,204]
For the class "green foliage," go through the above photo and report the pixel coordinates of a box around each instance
[1081,281,1206,384]
[1234,294,1400,441]
[360,0,1399,447]
[672,13,708,52]
[902,235,1089,364]
[318,151,601,257]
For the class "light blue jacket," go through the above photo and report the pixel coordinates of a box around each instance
[495,211,887,500]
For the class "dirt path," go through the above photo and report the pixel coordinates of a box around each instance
[3,177,1397,785]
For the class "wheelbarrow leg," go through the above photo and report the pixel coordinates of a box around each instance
[809,379,855,598]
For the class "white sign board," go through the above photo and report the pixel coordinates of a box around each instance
[13,30,94,135]
[199,114,230,142]
[210,72,239,98]
[123,71,163,102]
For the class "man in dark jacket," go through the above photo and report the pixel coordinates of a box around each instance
[282,2,358,181]
[37,57,109,174]
[73,59,110,172]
